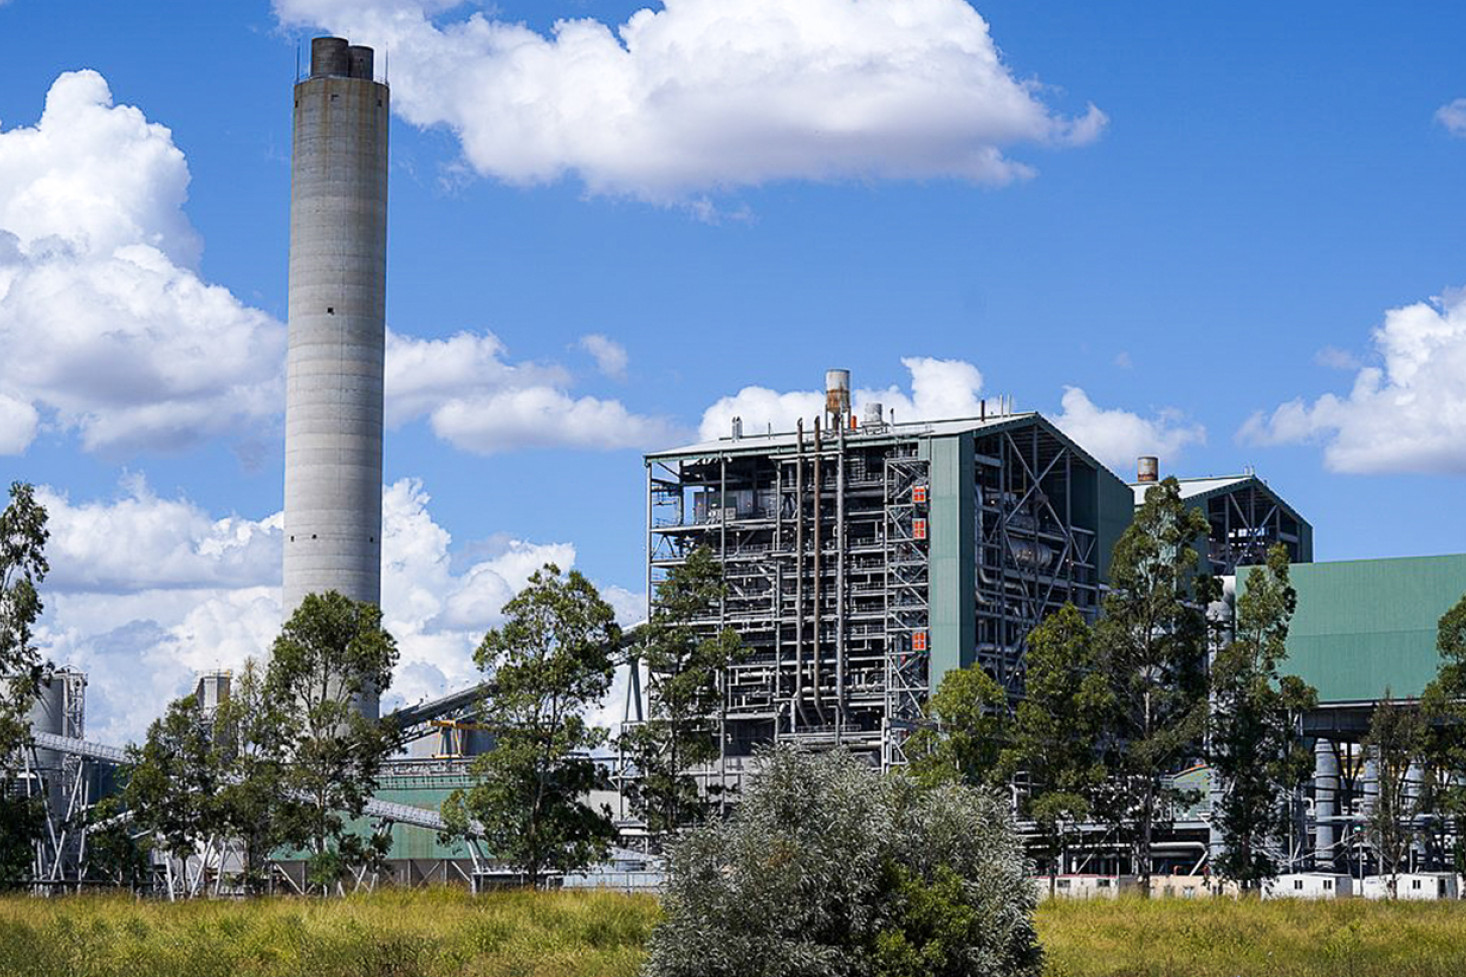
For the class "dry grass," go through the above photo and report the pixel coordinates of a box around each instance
[1036,894,1466,977]
[4,887,1466,976]
[0,887,657,977]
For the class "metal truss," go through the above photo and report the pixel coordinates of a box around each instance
[882,454,930,769]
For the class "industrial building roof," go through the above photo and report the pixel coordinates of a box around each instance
[646,411,1118,482]
[1128,474,1265,507]
[646,411,1044,460]
[1250,553,1466,705]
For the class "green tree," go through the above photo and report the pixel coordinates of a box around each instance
[266,592,400,893]
[905,663,1010,789]
[0,483,52,886]
[83,796,153,889]
[1365,697,1426,896]
[0,793,42,890]
[444,564,620,887]
[0,482,49,755]
[124,693,224,875]
[123,659,291,895]
[1009,603,1114,891]
[1094,477,1213,893]
[1420,593,1466,872]
[213,658,291,893]
[621,546,743,840]
[1209,545,1317,890]
[643,746,1042,977]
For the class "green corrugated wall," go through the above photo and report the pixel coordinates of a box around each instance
[1255,554,1466,703]
[277,776,476,861]
[926,434,975,691]
[1096,474,1134,584]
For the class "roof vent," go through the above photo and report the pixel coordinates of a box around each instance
[1137,456,1159,483]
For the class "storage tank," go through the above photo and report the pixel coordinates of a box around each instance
[25,668,85,814]
[25,673,66,771]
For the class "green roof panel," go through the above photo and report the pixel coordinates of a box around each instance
[1256,554,1466,704]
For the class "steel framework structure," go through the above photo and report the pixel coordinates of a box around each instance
[644,412,1119,778]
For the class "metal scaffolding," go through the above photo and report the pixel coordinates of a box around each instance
[645,405,1120,779]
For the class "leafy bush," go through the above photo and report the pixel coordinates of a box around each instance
[642,746,1042,977]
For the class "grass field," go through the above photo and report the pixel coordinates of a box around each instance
[1037,895,1466,977]
[3,888,1466,976]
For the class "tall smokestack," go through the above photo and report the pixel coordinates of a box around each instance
[283,37,389,718]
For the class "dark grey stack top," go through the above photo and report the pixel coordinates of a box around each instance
[310,36,374,80]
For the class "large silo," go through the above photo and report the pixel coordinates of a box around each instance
[283,37,389,717]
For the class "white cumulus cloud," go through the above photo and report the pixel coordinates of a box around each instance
[37,476,282,594]
[1436,98,1466,137]
[386,328,680,453]
[0,71,285,455]
[578,333,628,380]
[1052,387,1205,473]
[273,0,1105,202]
[34,476,640,744]
[0,390,38,454]
[700,359,1203,474]
[699,356,986,440]
[1240,287,1466,473]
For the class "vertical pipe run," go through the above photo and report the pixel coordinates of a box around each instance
[794,421,805,730]
[1314,739,1339,871]
[719,455,728,802]
[836,413,847,739]
[813,417,825,723]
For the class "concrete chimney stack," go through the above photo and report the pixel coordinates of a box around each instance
[283,37,390,718]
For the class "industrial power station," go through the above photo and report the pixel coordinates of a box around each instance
[14,36,1466,900]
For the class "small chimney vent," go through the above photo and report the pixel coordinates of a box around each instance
[825,369,851,423]
[1137,456,1159,483]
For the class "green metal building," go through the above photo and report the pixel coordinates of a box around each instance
[1131,473,1313,576]
[1277,554,1466,706]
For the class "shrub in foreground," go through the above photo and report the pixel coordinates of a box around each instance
[642,746,1042,977]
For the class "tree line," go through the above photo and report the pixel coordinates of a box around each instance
[10,472,1466,899]
[0,480,745,893]
[906,476,1466,896]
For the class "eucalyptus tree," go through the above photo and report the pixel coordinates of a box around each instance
[0,482,50,886]
[1208,545,1316,889]
[1094,477,1214,893]
[125,694,225,874]
[620,546,743,840]
[1420,593,1466,872]
[1009,603,1115,890]
[266,592,401,892]
[444,564,620,887]
[904,662,1011,790]
[1365,697,1427,896]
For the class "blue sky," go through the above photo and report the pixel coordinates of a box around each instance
[2,0,1465,741]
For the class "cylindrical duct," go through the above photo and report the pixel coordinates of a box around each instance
[284,37,389,719]
[1313,739,1339,871]
[1137,456,1159,483]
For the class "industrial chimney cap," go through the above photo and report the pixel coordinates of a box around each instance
[310,36,376,80]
